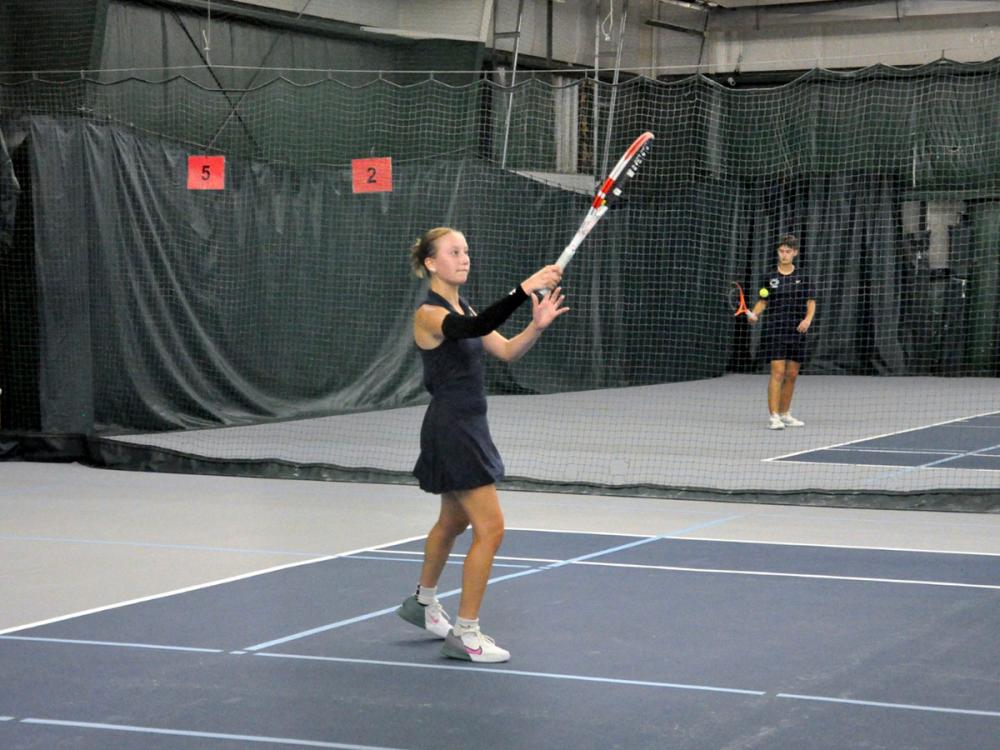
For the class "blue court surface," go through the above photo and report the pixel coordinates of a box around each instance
[1,529,998,749]
[774,412,1000,472]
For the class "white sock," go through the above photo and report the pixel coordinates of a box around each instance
[416,585,437,606]
[454,616,479,634]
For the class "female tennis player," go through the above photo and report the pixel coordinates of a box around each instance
[747,233,816,430]
[397,227,568,663]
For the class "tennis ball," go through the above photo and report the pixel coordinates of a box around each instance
[759,288,769,298]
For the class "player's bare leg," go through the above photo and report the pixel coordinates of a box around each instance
[778,360,804,426]
[419,492,469,589]
[778,360,800,414]
[453,484,504,619]
[398,493,468,638]
[768,360,786,429]
[440,483,510,662]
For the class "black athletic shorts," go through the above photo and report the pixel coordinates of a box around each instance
[761,327,808,363]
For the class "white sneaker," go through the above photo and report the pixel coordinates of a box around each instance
[768,414,785,430]
[780,412,804,427]
[397,595,452,638]
[442,627,510,663]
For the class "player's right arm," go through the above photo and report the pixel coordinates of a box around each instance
[414,305,450,349]
[748,299,767,324]
[747,282,770,324]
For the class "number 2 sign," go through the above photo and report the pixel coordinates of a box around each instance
[187,156,225,190]
[351,157,393,193]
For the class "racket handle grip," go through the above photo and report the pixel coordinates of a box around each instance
[541,204,608,295]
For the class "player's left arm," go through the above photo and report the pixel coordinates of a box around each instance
[798,298,816,333]
[482,288,569,362]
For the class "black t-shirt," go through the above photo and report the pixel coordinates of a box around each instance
[759,267,815,330]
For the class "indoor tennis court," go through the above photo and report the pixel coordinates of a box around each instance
[3,1,1000,749]
[2,462,999,749]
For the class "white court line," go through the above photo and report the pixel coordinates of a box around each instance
[822,448,959,455]
[367,549,562,565]
[331,550,1000,588]
[777,693,1000,719]
[492,527,650,538]
[16,718,407,750]
[757,455,1000,473]
[762,409,1000,463]
[0,534,429,637]
[375,539,1000,560]
[0,635,222,652]
[344,554,531,569]
[254,652,765,696]
[572,561,1000,590]
[673,535,1000,557]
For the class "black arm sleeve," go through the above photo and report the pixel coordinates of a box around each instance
[441,285,529,340]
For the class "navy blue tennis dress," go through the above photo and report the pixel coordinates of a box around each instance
[412,290,505,494]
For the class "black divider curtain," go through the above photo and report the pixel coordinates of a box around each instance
[0,121,42,430]
[7,63,1000,435]
[19,117,734,433]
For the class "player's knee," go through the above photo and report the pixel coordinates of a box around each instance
[474,520,504,550]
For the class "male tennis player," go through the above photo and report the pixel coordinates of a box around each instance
[748,234,816,430]
[397,227,568,663]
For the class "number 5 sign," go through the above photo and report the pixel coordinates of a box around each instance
[187,156,225,190]
[352,157,393,193]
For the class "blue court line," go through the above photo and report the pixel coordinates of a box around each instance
[344,554,531,569]
[244,515,741,652]
[245,606,404,650]
[0,534,323,557]
[15,718,407,750]
[255,652,765,696]
[0,635,222,653]
[777,693,1000,718]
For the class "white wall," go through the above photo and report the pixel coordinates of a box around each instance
[705,1,1000,73]
[230,0,1000,74]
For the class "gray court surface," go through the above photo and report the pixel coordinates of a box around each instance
[1,462,999,750]
[108,374,1000,496]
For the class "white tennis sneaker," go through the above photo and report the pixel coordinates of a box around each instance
[442,626,510,663]
[397,595,452,638]
[780,412,804,427]
[768,414,785,430]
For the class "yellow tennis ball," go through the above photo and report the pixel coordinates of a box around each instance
[759,288,769,298]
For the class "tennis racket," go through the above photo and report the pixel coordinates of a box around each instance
[728,281,758,321]
[541,130,654,293]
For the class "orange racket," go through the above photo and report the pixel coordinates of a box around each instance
[728,282,750,317]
